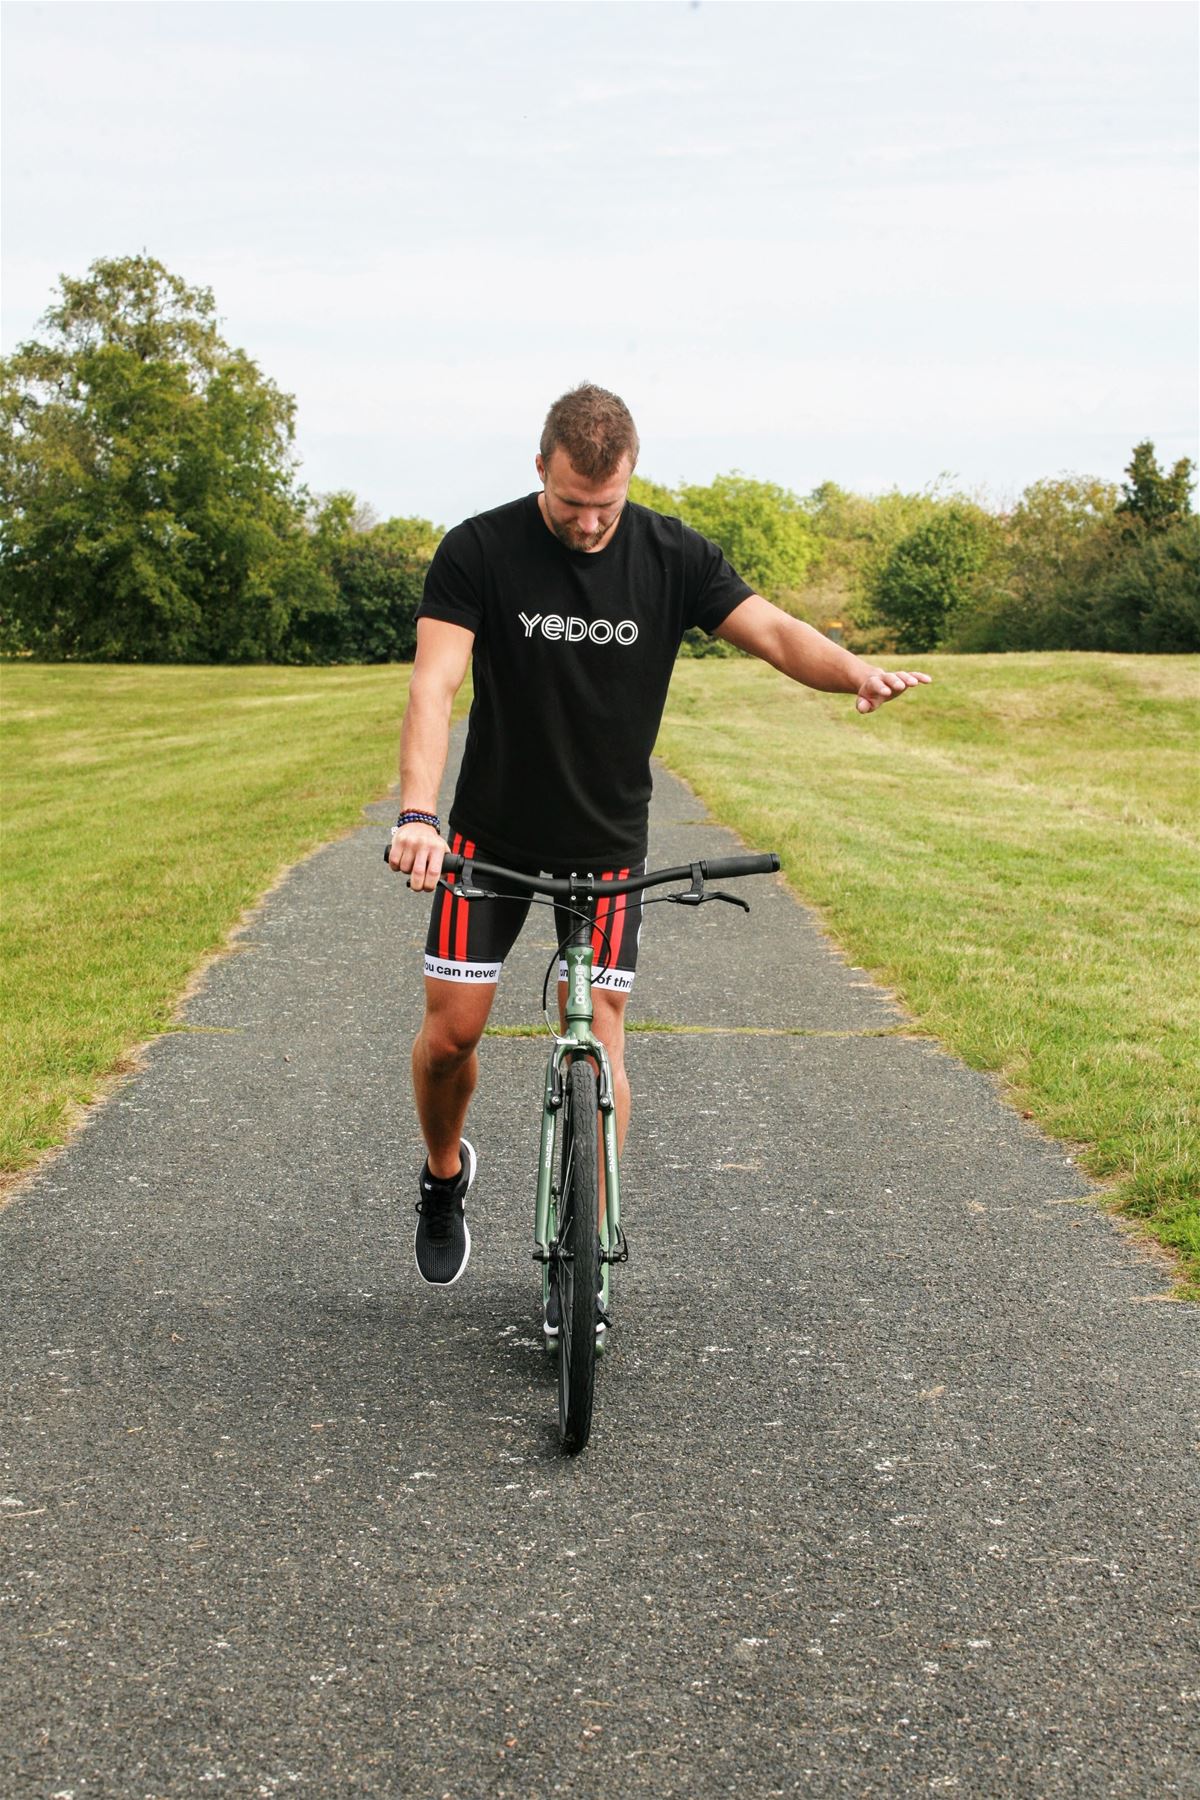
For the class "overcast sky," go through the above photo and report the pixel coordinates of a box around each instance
[3,0,1196,526]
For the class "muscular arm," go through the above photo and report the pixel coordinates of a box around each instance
[715,594,930,713]
[388,617,475,889]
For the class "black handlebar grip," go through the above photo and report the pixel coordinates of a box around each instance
[699,853,781,879]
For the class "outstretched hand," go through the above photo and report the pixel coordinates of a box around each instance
[855,669,932,714]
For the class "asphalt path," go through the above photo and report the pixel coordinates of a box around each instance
[3,746,1198,1798]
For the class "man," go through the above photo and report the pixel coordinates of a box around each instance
[387,384,929,1286]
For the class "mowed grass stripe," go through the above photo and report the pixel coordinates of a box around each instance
[658,653,1200,1295]
[2,663,412,1183]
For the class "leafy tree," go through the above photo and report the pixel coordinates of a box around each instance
[948,475,1120,651]
[302,536,421,663]
[801,479,953,645]
[1116,441,1195,533]
[1088,517,1200,652]
[370,513,444,563]
[870,506,996,653]
[674,473,817,601]
[628,474,681,516]
[1006,475,1119,584]
[308,489,360,554]
[942,451,1197,653]
[0,254,331,660]
[628,471,816,599]
[296,511,444,663]
[628,471,817,654]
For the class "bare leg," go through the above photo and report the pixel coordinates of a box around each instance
[591,987,631,1151]
[412,978,497,1178]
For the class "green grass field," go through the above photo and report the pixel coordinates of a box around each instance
[659,653,1200,1294]
[1,663,411,1182]
[3,654,1197,1294]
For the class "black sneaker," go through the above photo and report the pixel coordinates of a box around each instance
[543,1267,608,1342]
[543,1275,561,1343]
[414,1139,475,1286]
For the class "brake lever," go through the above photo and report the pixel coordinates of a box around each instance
[668,862,708,906]
[442,856,490,900]
[666,865,750,913]
[666,888,749,912]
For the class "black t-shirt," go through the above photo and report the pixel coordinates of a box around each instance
[417,493,752,864]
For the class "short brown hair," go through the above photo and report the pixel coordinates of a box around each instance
[539,383,639,479]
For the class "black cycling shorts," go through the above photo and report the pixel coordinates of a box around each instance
[423,831,645,994]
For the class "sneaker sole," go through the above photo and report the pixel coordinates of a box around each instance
[543,1295,607,1343]
[414,1139,476,1288]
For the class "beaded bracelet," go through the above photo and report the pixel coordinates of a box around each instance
[395,809,441,832]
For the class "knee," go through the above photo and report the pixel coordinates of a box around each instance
[418,1016,482,1076]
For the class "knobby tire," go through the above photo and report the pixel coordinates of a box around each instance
[557,1058,599,1454]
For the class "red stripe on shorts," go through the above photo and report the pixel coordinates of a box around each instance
[437,832,463,960]
[455,839,476,962]
[606,868,631,969]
